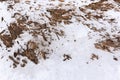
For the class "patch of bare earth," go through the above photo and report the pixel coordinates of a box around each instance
[90,54,99,60]
[47,9,73,25]
[95,37,120,52]
[85,1,114,11]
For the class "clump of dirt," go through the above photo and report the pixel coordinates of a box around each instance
[9,56,19,68]
[39,51,49,60]
[8,23,25,39]
[59,0,64,2]
[78,7,104,20]
[0,34,13,47]
[14,0,20,3]
[85,1,114,11]
[90,54,99,60]
[47,9,73,25]
[63,54,72,61]
[9,54,28,68]
[0,14,27,48]
[11,41,38,68]
[113,56,118,61]
[22,46,39,64]
[94,37,120,52]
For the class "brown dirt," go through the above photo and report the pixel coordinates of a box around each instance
[113,57,118,61]
[0,14,27,48]
[47,9,73,25]
[114,0,120,3]
[85,1,114,11]
[63,54,72,61]
[10,41,38,68]
[95,37,120,52]
[0,34,13,47]
[90,54,99,60]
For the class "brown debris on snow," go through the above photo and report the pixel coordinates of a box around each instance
[10,41,39,68]
[1,0,120,68]
[90,54,99,60]
[63,54,72,61]
[114,0,120,3]
[47,9,73,25]
[0,34,13,47]
[6,16,65,68]
[9,56,19,68]
[95,37,120,52]
[0,11,65,67]
[0,22,26,48]
[8,23,24,39]
[113,56,118,61]
[2,10,65,68]
[39,51,49,60]
[0,13,28,48]
[85,1,114,11]
[59,0,64,2]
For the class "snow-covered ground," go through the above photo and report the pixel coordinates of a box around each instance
[0,0,120,80]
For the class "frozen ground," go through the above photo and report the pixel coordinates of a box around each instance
[0,0,120,80]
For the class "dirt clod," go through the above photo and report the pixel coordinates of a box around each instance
[90,54,99,60]
[63,54,72,61]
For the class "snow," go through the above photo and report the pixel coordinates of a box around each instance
[0,0,120,80]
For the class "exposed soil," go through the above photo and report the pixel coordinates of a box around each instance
[85,1,114,11]
[95,36,120,52]
[114,0,120,3]
[47,9,73,25]
[90,54,99,60]
[63,54,72,61]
